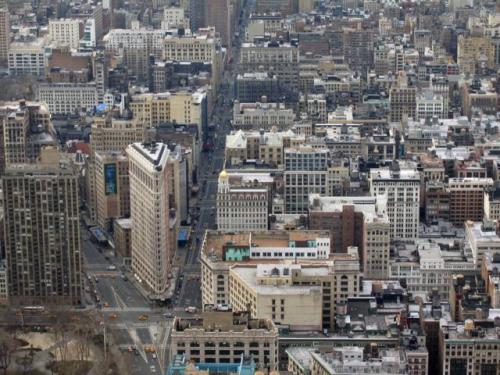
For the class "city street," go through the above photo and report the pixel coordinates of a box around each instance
[77,3,250,373]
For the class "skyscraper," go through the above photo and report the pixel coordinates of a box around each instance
[3,148,82,305]
[206,0,232,47]
[0,0,9,67]
[127,142,172,300]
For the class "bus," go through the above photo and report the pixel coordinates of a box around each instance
[22,306,45,313]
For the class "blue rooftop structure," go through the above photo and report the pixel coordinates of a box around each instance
[167,354,256,375]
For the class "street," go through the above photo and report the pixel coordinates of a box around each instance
[78,3,250,373]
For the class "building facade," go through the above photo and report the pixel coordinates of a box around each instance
[2,149,82,305]
[284,146,329,214]
[127,142,172,299]
[370,164,420,240]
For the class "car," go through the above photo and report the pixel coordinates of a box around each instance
[185,306,197,313]
[163,312,173,318]
[138,315,149,321]
[108,314,117,320]
[106,265,117,271]
[152,353,157,359]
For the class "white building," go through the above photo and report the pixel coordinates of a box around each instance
[104,28,166,58]
[390,240,476,299]
[465,220,500,266]
[217,170,270,231]
[48,19,82,49]
[8,39,46,76]
[232,101,295,129]
[163,7,188,28]
[38,83,98,115]
[416,91,445,120]
[164,33,218,62]
[126,142,172,299]
[370,163,421,240]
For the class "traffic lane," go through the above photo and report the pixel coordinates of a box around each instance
[179,278,201,308]
[94,277,119,308]
[136,327,152,344]
[82,238,109,266]
[108,276,150,308]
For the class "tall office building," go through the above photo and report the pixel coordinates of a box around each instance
[389,72,417,123]
[308,195,391,279]
[2,148,82,305]
[189,0,207,32]
[94,151,130,231]
[206,0,232,47]
[48,19,83,49]
[370,163,421,240]
[87,114,145,222]
[0,0,9,67]
[127,142,172,300]
[284,146,329,214]
[448,178,493,226]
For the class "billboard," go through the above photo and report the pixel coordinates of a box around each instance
[104,163,117,195]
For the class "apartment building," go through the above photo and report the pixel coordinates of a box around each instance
[104,28,166,81]
[103,28,166,54]
[38,83,98,115]
[457,35,495,76]
[0,101,53,173]
[416,91,445,120]
[439,320,500,375]
[232,101,294,130]
[465,220,500,266]
[235,73,281,103]
[164,33,219,62]
[170,307,278,370]
[299,94,327,123]
[389,72,416,123]
[448,178,493,226]
[2,148,82,305]
[308,195,391,279]
[246,14,283,41]
[240,42,299,89]
[94,151,130,231]
[225,129,305,167]
[48,19,83,49]
[217,170,270,231]
[370,163,421,240]
[390,240,476,299]
[481,252,500,308]
[129,90,207,136]
[284,146,329,214]
[163,7,188,28]
[308,347,408,375]
[8,39,46,76]
[126,142,172,299]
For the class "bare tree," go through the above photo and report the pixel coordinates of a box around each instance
[0,329,17,375]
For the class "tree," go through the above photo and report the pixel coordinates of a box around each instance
[0,329,17,375]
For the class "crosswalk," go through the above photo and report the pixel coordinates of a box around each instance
[103,307,153,312]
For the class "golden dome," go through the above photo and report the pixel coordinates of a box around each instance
[219,170,228,179]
